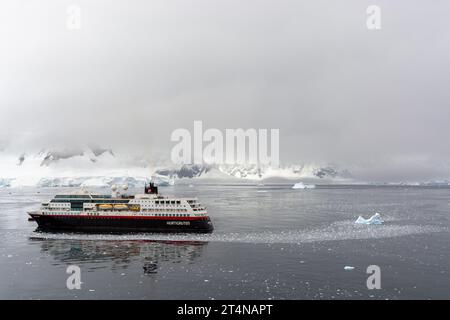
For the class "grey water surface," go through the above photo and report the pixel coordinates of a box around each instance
[0,185,449,299]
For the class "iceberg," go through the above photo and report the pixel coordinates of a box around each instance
[355,213,384,225]
[292,182,316,189]
[344,266,355,271]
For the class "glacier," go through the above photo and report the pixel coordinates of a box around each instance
[0,146,355,187]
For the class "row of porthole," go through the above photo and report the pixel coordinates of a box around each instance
[138,200,182,205]
[141,209,188,212]
[44,212,75,215]
[138,205,186,209]
[155,213,190,217]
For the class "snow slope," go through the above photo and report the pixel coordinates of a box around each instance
[0,146,354,187]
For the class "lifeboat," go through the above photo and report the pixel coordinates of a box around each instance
[129,205,140,211]
[98,204,113,210]
[114,204,129,210]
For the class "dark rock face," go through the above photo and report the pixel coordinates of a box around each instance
[40,149,85,166]
[18,154,25,166]
[89,146,114,157]
[314,167,338,178]
[155,164,212,179]
[38,146,114,166]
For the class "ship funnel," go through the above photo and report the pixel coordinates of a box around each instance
[145,182,158,195]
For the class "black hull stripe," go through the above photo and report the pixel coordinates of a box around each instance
[32,214,208,221]
[31,215,214,233]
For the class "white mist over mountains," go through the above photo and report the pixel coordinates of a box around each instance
[0,145,352,187]
[1,1,450,184]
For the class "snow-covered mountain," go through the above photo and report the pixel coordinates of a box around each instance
[0,145,151,187]
[154,164,352,182]
[37,147,114,166]
[0,146,354,187]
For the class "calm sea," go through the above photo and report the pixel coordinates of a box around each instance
[0,184,449,299]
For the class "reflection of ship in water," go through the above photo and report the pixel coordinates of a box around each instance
[28,237,207,275]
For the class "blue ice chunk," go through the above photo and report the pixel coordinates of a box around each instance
[355,213,384,225]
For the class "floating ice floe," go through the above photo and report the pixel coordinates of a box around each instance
[292,182,316,189]
[355,213,384,225]
[344,266,355,271]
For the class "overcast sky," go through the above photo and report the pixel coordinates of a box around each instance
[1,0,450,181]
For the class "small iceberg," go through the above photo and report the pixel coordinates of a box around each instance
[355,213,384,225]
[292,182,316,189]
[344,266,355,271]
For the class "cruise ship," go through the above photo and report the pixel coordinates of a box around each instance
[28,183,214,233]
